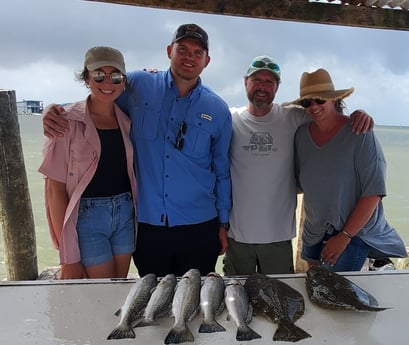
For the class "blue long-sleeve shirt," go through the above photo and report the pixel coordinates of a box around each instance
[116,69,232,226]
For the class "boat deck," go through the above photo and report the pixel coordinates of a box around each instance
[1,271,408,344]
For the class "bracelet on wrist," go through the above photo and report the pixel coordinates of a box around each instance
[341,230,353,239]
[220,222,230,231]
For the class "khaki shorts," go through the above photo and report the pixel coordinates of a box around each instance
[223,237,294,275]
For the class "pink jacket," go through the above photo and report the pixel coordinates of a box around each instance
[38,98,137,264]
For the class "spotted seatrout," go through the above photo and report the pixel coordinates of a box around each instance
[164,268,201,344]
[225,279,261,341]
[198,272,226,333]
[107,273,157,339]
[136,273,177,327]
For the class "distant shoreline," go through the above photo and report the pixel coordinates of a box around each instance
[16,114,409,129]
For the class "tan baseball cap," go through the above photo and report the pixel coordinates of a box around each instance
[84,46,126,74]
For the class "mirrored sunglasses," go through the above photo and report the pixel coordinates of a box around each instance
[300,99,327,108]
[90,71,125,85]
[175,121,187,150]
[251,60,280,73]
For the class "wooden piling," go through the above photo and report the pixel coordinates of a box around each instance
[0,90,38,280]
[293,194,308,273]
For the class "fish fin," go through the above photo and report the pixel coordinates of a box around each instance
[155,303,173,319]
[198,320,226,333]
[273,320,311,342]
[359,305,391,312]
[236,325,261,341]
[134,318,160,328]
[114,307,121,317]
[215,301,225,316]
[164,325,194,344]
[187,308,199,322]
[245,303,254,324]
[107,325,135,340]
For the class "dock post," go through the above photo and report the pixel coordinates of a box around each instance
[293,195,308,273]
[0,90,38,280]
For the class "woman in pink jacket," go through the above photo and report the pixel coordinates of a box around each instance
[39,47,137,279]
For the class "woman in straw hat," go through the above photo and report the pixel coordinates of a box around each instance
[39,47,136,279]
[289,68,407,272]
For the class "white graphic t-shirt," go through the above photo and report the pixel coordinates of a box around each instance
[229,104,308,243]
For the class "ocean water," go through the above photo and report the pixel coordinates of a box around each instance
[1,116,408,280]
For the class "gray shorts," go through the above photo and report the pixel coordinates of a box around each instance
[223,237,294,275]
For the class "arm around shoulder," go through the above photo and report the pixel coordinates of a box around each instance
[349,110,374,134]
[42,104,70,138]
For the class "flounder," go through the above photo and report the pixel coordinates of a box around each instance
[305,266,390,312]
[244,274,311,342]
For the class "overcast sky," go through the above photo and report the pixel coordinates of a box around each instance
[1,0,409,125]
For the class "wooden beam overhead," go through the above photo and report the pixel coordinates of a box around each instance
[86,0,409,31]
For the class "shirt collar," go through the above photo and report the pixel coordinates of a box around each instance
[165,68,202,101]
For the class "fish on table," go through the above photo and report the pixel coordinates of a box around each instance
[198,272,226,333]
[107,273,157,340]
[305,266,390,312]
[164,268,201,344]
[225,279,261,341]
[135,273,177,327]
[244,274,311,343]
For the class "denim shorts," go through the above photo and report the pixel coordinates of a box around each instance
[301,231,369,272]
[77,192,135,267]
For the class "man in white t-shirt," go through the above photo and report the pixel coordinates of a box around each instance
[224,56,373,275]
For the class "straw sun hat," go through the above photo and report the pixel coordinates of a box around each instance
[285,68,354,106]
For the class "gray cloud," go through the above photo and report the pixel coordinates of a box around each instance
[1,0,408,125]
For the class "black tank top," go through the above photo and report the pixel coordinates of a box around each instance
[82,128,132,197]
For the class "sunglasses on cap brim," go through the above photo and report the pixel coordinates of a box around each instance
[251,60,280,73]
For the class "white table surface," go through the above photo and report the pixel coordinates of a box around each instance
[1,271,408,345]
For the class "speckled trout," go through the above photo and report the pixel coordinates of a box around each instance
[164,269,201,344]
[107,273,157,339]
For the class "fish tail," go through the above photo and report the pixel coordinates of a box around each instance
[236,325,261,341]
[164,325,194,344]
[198,320,226,333]
[273,320,311,342]
[107,325,135,340]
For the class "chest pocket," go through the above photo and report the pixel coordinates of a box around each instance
[183,118,212,158]
[69,140,96,183]
[130,105,160,140]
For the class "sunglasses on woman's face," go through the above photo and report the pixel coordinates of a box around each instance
[300,99,327,108]
[90,71,125,84]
